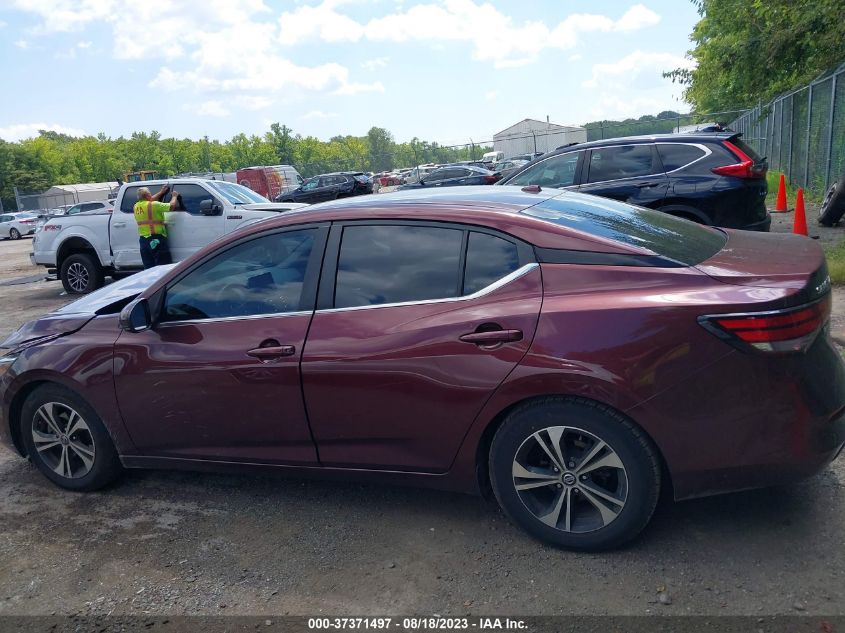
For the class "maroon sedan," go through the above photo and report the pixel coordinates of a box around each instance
[1,187,843,550]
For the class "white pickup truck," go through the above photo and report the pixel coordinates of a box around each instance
[31,178,307,294]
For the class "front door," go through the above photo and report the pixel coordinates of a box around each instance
[578,144,668,208]
[165,183,225,262]
[113,226,327,463]
[111,183,149,268]
[302,222,543,472]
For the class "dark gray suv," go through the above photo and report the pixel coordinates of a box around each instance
[499,133,770,231]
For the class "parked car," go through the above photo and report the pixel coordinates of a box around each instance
[64,200,114,216]
[492,159,529,180]
[31,178,307,294]
[510,152,545,162]
[0,212,38,239]
[397,165,502,189]
[499,133,770,231]
[3,186,840,551]
[275,172,372,203]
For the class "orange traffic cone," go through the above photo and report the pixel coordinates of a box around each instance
[793,188,808,236]
[774,173,788,212]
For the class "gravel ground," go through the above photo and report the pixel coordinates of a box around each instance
[1,229,845,619]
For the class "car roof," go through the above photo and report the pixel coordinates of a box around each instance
[541,132,736,156]
[234,186,657,255]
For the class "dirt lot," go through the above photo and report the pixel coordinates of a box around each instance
[1,231,845,619]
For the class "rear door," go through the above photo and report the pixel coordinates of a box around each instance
[301,221,542,472]
[111,184,148,268]
[578,144,668,208]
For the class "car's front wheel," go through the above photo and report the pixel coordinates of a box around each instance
[21,385,122,491]
[9,228,20,240]
[490,397,661,550]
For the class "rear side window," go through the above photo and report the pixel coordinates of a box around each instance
[121,187,143,213]
[524,194,727,266]
[463,233,520,295]
[334,225,462,308]
[657,144,706,171]
[587,145,657,183]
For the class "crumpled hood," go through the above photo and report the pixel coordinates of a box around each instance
[1,264,175,350]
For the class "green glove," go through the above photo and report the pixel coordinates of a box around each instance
[149,239,160,249]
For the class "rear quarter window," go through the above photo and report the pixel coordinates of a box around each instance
[524,194,727,266]
[657,144,707,171]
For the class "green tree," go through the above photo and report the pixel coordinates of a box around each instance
[667,0,845,112]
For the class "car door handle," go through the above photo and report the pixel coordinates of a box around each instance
[112,222,126,228]
[247,345,296,361]
[635,182,661,188]
[459,329,523,344]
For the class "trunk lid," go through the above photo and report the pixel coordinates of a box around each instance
[695,229,827,291]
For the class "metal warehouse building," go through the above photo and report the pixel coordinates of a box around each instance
[34,182,119,210]
[493,118,587,158]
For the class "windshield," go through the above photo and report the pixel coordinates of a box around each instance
[207,181,269,204]
[524,192,727,266]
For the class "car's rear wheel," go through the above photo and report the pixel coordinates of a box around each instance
[60,252,104,294]
[489,397,661,550]
[21,385,122,491]
[819,174,845,226]
[9,228,21,240]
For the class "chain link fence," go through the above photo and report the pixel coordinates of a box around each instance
[731,63,845,196]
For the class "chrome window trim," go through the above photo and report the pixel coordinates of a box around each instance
[157,309,312,327]
[321,262,539,314]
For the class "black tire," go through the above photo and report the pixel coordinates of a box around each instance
[489,397,661,551]
[819,175,845,226]
[60,252,104,294]
[9,228,21,240]
[20,384,122,491]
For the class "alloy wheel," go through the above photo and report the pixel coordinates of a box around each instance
[31,402,96,479]
[66,262,90,292]
[512,425,628,533]
[9,228,20,240]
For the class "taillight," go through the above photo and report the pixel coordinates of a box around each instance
[711,140,766,179]
[483,174,501,184]
[700,296,831,353]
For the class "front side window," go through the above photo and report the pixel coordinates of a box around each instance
[424,169,450,182]
[334,225,463,309]
[463,232,520,295]
[166,184,216,215]
[301,178,319,191]
[587,145,657,183]
[163,229,316,321]
[507,152,580,188]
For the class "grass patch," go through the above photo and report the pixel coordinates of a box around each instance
[766,171,823,207]
[824,240,845,285]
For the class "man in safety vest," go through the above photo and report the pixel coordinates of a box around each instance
[133,185,182,269]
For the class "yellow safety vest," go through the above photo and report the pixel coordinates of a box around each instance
[133,200,168,238]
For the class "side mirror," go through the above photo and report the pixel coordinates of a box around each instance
[119,298,151,333]
[199,199,222,216]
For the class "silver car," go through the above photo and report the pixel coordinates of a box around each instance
[0,212,38,240]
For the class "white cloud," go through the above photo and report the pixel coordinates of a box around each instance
[582,50,695,119]
[0,20,7,29]
[361,56,389,71]
[301,110,338,120]
[278,1,662,68]
[235,95,273,110]
[192,101,230,117]
[485,90,498,101]
[0,122,87,141]
[14,39,29,49]
[569,53,582,62]
[77,40,92,48]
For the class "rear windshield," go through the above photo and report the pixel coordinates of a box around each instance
[523,194,727,266]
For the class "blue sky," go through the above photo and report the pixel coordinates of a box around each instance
[0,0,699,145]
